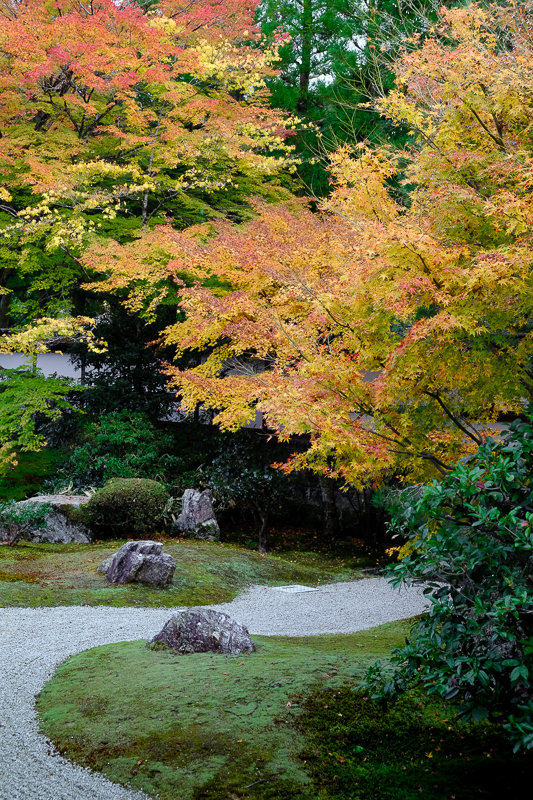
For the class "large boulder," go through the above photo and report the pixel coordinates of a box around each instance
[148,609,255,654]
[9,495,91,544]
[174,489,220,540]
[99,540,175,586]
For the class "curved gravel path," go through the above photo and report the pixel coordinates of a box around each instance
[0,578,428,800]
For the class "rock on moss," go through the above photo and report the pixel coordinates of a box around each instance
[148,609,255,654]
[13,495,91,544]
[175,489,220,541]
[99,540,176,586]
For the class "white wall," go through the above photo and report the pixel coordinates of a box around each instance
[0,353,81,380]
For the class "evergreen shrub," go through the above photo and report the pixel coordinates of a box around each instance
[85,478,169,537]
[368,415,533,751]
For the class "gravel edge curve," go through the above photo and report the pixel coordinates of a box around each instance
[0,578,429,800]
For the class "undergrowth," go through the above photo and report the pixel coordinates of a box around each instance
[299,686,533,799]
[36,622,532,800]
[37,624,411,800]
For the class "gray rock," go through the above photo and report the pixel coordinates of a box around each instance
[100,540,175,586]
[148,608,255,654]
[11,495,91,544]
[175,489,220,540]
[97,556,113,575]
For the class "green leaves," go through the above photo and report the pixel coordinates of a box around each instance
[0,366,79,476]
[54,410,183,491]
[369,413,533,750]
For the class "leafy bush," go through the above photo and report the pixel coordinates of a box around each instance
[54,411,183,490]
[201,432,291,552]
[85,478,169,537]
[0,500,50,545]
[0,366,79,476]
[0,448,61,501]
[367,416,533,751]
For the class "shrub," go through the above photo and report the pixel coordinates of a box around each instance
[0,448,61,501]
[201,432,292,552]
[366,415,533,751]
[85,478,169,537]
[53,411,183,491]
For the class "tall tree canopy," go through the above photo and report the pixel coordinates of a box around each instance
[0,0,297,323]
[95,1,533,486]
[257,0,446,194]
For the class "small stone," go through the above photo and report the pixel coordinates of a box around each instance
[174,489,220,541]
[100,540,175,586]
[147,609,255,654]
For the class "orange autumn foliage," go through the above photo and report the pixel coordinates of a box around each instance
[0,0,296,251]
[90,1,533,486]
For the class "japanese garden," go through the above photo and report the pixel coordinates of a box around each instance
[0,1,532,798]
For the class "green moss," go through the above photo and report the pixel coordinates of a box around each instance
[0,568,38,583]
[37,623,411,800]
[299,686,533,800]
[59,503,89,526]
[38,621,531,800]
[0,539,362,607]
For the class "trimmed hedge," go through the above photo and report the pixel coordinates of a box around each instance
[85,478,169,538]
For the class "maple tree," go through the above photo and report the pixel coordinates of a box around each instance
[0,316,103,473]
[95,0,533,486]
[0,0,297,323]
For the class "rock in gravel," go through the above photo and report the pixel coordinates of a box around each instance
[99,540,176,586]
[174,488,220,540]
[12,494,92,544]
[148,608,255,654]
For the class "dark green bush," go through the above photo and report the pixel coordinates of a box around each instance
[67,302,176,421]
[367,414,533,751]
[85,478,169,537]
[0,448,61,501]
[202,432,292,552]
[53,410,183,491]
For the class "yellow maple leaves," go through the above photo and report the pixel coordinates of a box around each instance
[150,2,533,485]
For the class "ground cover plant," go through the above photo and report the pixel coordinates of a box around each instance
[0,539,361,608]
[299,685,533,800]
[35,621,414,800]
[37,620,532,800]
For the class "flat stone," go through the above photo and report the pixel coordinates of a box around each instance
[21,494,90,508]
[271,585,318,593]
[6,495,91,544]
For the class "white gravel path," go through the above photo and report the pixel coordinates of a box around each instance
[0,578,428,800]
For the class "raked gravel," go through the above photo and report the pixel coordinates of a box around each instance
[0,578,429,800]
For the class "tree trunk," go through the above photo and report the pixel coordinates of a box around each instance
[297,0,313,114]
[254,504,269,553]
[0,269,11,328]
[319,475,340,539]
